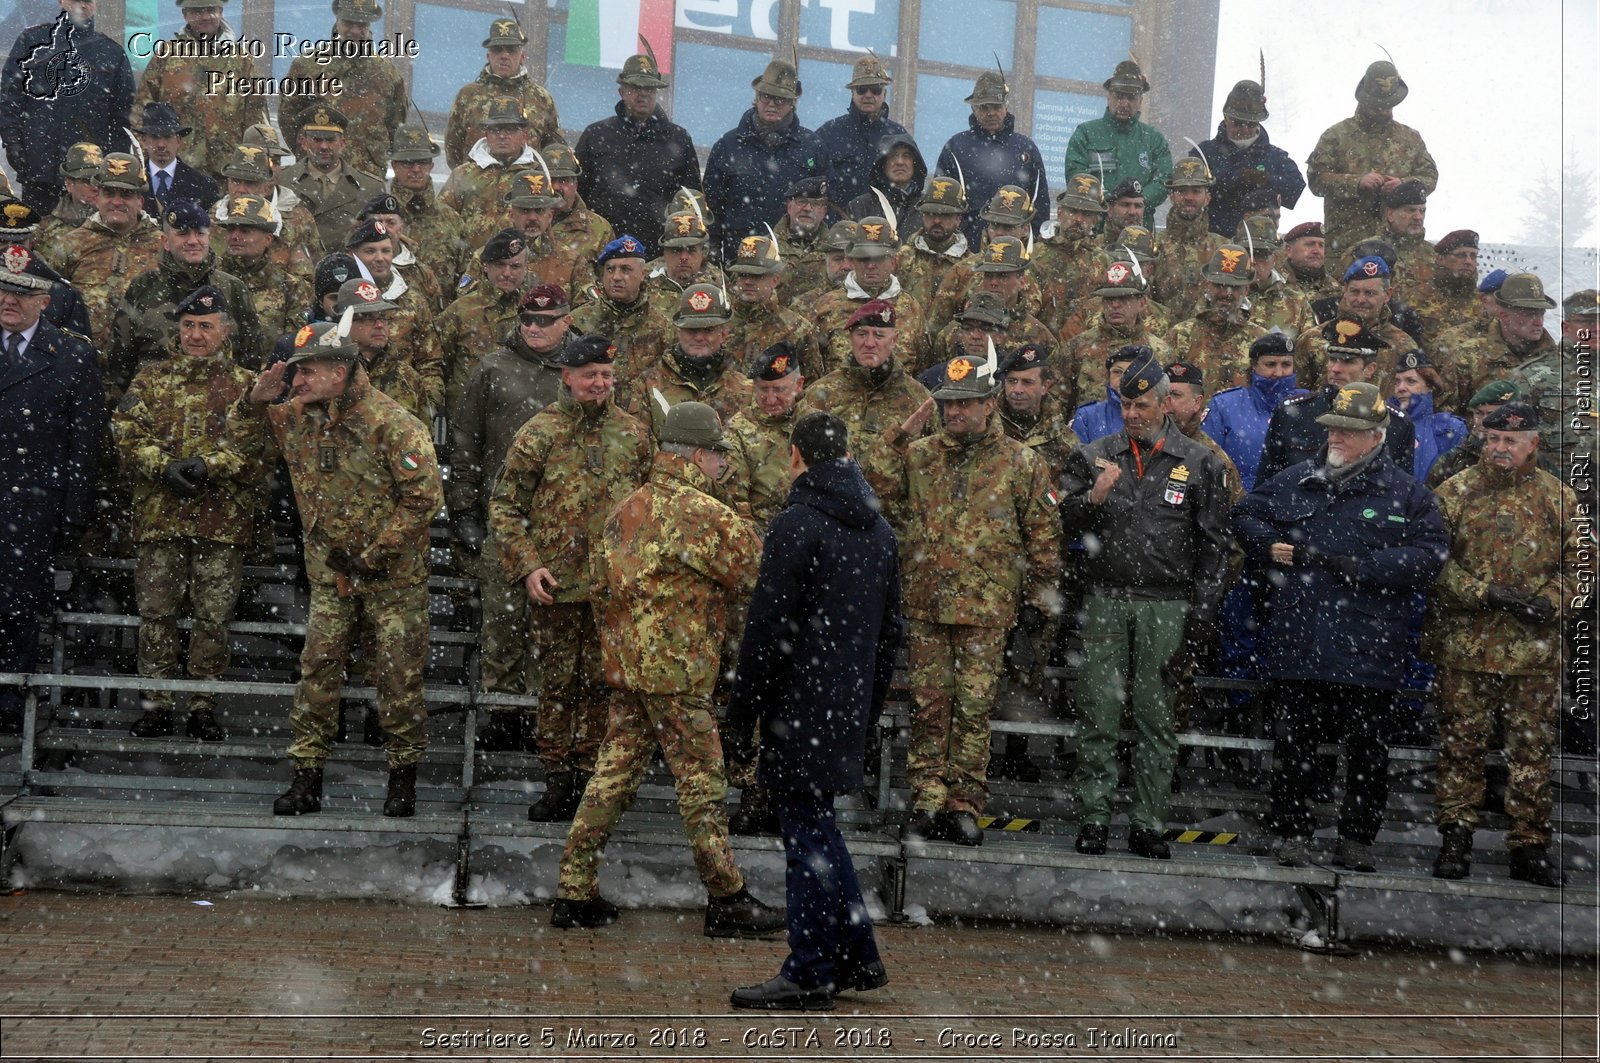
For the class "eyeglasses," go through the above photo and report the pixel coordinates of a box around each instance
[756,93,792,105]
[519,313,564,327]
[852,85,885,96]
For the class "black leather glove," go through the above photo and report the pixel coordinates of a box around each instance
[454,514,486,556]
[163,459,202,497]
[326,547,385,580]
[176,456,209,485]
[1483,584,1528,614]
[1161,614,1215,689]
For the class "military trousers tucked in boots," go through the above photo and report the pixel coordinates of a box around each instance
[1435,669,1556,849]
[905,620,1009,816]
[135,537,244,711]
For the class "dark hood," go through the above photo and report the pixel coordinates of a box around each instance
[868,131,927,195]
[788,457,881,530]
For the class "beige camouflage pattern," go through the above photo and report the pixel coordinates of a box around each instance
[279,55,407,177]
[220,251,313,343]
[1438,320,1559,417]
[528,601,609,770]
[1306,114,1438,256]
[392,184,472,297]
[813,283,929,378]
[1153,213,1225,323]
[54,213,165,361]
[724,404,800,534]
[445,71,564,170]
[276,162,386,257]
[1165,309,1266,396]
[1054,320,1171,414]
[726,296,824,381]
[438,285,523,417]
[1032,231,1111,331]
[624,352,754,440]
[132,538,244,712]
[905,621,1010,815]
[1434,669,1558,848]
[570,294,674,386]
[553,197,614,268]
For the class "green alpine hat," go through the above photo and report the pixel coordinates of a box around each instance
[331,0,381,23]
[334,278,398,315]
[1056,173,1106,213]
[1564,288,1600,319]
[980,185,1033,226]
[848,216,899,259]
[821,220,859,252]
[1495,273,1557,311]
[619,52,668,88]
[541,143,580,178]
[216,193,277,231]
[1316,381,1391,430]
[389,125,440,162]
[1167,157,1213,189]
[956,291,1010,328]
[1114,225,1158,263]
[752,59,801,100]
[95,153,148,192]
[974,235,1028,273]
[221,143,273,182]
[1103,59,1149,94]
[729,233,782,275]
[1355,60,1407,107]
[482,17,525,47]
[965,69,1008,105]
[481,97,529,128]
[1222,79,1268,122]
[1202,244,1253,287]
[660,399,731,450]
[918,175,968,215]
[1236,215,1282,254]
[504,167,562,209]
[931,349,1000,400]
[285,320,359,365]
[660,210,709,248]
[59,142,105,180]
[1094,257,1149,298]
[673,283,732,327]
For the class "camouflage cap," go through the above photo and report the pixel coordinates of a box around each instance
[1104,60,1149,94]
[541,142,581,178]
[504,168,562,209]
[660,211,709,247]
[1324,317,1389,361]
[965,69,1008,105]
[1236,215,1281,253]
[300,106,349,137]
[752,59,801,100]
[932,349,1000,400]
[95,153,148,191]
[1495,273,1557,311]
[980,185,1033,226]
[480,228,527,263]
[482,17,525,47]
[221,143,273,182]
[1468,379,1521,408]
[331,0,381,23]
[389,125,440,161]
[1355,60,1407,107]
[848,216,899,258]
[956,290,1010,328]
[821,219,860,252]
[1317,381,1390,430]
[1115,225,1158,262]
[334,277,397,315]
[750,340,800,380]
[481,97,529,128]
[1094,257,1150,298]
[618,52,668,88]
[216,193,278,231]
[285,320,359,365]
[168,284,226,319]
[729,233,783,275]
[1564,288,1600,318]
[1202,244,1253,286]
[1167,157,1213,188]
[847,54,892,88]
[660,400,731,450]
[674,283,732,327]
[1057,173,1107,213]
[974,235,1028,273]
[1222,79,1268,122]
[918,174,968,215]
[0,245,55,293]
[1482,401,1539,432]
[59,142,105,180]
[0,198,40,239]
[243,121,290,157]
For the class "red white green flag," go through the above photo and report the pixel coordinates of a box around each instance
[564,0,674,73]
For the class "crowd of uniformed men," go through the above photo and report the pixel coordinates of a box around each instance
[0,0,1593,916]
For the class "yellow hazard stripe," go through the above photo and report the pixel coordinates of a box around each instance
[1162,830,1239,845]
[977,816,1040,832]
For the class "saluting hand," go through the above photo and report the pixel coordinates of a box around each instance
[249,361,288,404]
[899,397,936,439]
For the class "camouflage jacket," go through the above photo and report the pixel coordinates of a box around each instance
[591,451,762,695]
[439,283,524,416]
[878,416,1062,628]
[814,277,929,378]
[448,335,567,515]
[552,197,614,267]
[219,250,312,345]
[112,351,266,545]
[440,145,541,250]
[363,344,429,423]
[925,255,1045,341]
[797,360,933,531]
[208,189,319,271]
[1053,318,1170,413]
[1295,305,1416,395]
[489,392,652,601]
[376,272,443,412]
[772,215,830,305]
[1166,307,1266,396]
[110,250,263,389]
[230,369,442,593]
[277,160,386,257]
[727,296,825,381]
[1153,213,1225,322]
[998,393,1079,485]
[445,68,564,170]
[1385,229,1434,297]
[526,232,596,306]
[1033,230,1111,331]
[392,182,471,298]
[624,350,754,439]
[1407,273,1481,354]
[895,229,970,312]
[1305,113,1438,256]
[1249,272,1311,336]
[1513,343,1595,500]
[930,310,1055,379]
[1284,267,1340,304]
[725,403,800,534]
[1425,461,1586,675]
[279,52,407,177]
[132,25,267,178]
[570,292,674,387]
[54,212,165,358]
[1439,320,1558,416]
[32,197,96,266]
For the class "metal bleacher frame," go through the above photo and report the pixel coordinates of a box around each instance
[2,555,1596,950]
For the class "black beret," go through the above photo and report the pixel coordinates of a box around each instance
[1396,348,1432,372]
[359,193,403,219]
[1165,360,1203,387]
[750,340,801,380]
[786,176,829,200]
[345,217,393,248]
[163,198,210,232]
[1482,402,1539,432]
[314,253,361,300]
[1000,342,1048,376]
[1384,179,1428,208]
[1107,343,1151,369]
[558,334,616,368]
[168,284,226,319]
[1109,178,1144,201]
[481,228,527,262]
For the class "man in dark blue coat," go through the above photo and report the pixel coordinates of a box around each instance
[815,55,908,210]
[703,59,831,262]
[726,411,902,1012]
[0,0,134,213]
[0,244,102,731]
[1192,80,1305,239]
[1233,382,1447,872]
[934,70,1049,247]
[0,195,93,338]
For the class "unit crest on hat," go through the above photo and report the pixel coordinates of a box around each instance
[687,290,713,312]
[1217,248,1245,273]
[3,245,30,274]
[947,357,973,381]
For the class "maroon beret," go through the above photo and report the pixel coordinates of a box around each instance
[1434,229,1479,255]
[846,298,896,330]
[1283,221,1323,242]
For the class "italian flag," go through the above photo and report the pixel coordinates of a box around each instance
[565,0,674,73]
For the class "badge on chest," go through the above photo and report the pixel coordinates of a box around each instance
[1164,463,1189,506]
[319,444,338,472]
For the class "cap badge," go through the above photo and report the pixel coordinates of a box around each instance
[1334,320,1362,343]
[862,222,885,242]
[1072,174,1096,195]
[947,357,973,381]
[739,236,762,259]
[1362,260,1380,277]
[295,325,316,348]
[998,189,1021,209]
[198,294,215,309]
[1333,387,1358,412]
[687,290,713,312]
[230,198,250,216]
[105,158,131,177]
[3,204,32,225]
[1106,262,1130,284]
[3,245,29,273]
[355,281,379,302]
[1218,248,1245,273]
[769,354,789,375]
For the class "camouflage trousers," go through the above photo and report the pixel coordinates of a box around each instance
[906,620,1009,815]
[558,689,743,901]
[529,601,608,771]
[135,538,244,712]
[477,546,535,695]
[1435,668,1557,848]
[288,581,430,770]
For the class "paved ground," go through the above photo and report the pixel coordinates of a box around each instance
[0,892,1593,1061]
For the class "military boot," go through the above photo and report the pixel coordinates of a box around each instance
[900,809,941,842]
[550,895,620,928]
[703,887,785,938]
[130,706,175,738]
[185,706,226,741]
[477,711,525,753]
[729,785,779,835]
[1509,846,1566,888]
[1432,823,1473,880]
[561,769,592,820]
[383,763,418,818]
[528,772,576,822]
[273,766,323,815]
[942,810,984,847]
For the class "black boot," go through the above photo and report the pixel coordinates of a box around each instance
[383,763,417,818]
[900,809,941,842]
[477,711,524,753]
[1075,823,1108,855]
[993,734,1042,782]
[942,810,984,847]
[185,706,225,741]
[704,886,785,938]
[1509,846,1566,888]
[550,895,619,928]
[1128,827,1172,860]
[273,766,323,815]
[729,785,779,835]
[1432,823,1473,880]
[561,769,592,820]
[528,772,576,822]
[130,706,175,738]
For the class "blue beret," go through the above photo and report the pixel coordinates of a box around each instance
[162,198,210,232]
[596,234,647,267]
[1250,331,1294,361]
[1478,268,1509,294]
[1342,255,1391,283]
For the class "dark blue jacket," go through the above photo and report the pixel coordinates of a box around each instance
[935,113,1050,246]
[845,131,927,238]
[1071,387,1123,443]
[0,14,132,190]
[1192,124,1305,239]
[816,103,909,209]
[1232,453,1447,691]
[575,103,702,259]
[724,458,903,794]
[0,317,102,614]
[703,108,830,261]
[1257,385,1416,485]
[1203,374,1305,491]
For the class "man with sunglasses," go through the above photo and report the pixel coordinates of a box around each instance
[815,55,908,209]
[1190,79,1304,240]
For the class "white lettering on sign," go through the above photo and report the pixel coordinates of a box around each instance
[811,0,876,51]
[679,0,891,51]
[677,0,739,34]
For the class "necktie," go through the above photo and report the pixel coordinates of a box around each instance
[156,170,171,198]
[4,331,21,369]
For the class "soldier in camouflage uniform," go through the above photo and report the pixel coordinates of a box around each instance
[278,0,407,177]
[724,232,824,380]
[647,210,726,321]
[277,107,386,257]
[31,144,103,265]
[332,278,429,422]
[210,146,318,274]
[449,283,574,725]
[1154,157,1226,323]
[625,284,753,438]
[1033,174,1111,332]
[1056,258,1171,413]
[570,236,674,386]
[439,229,531,416]
[925,188,1045,338]
[352,194,444,311]
[216,194,312,343]
[344,217,442,412]
[1281,221,1338,302]
[497,171,597,301]
[388,126,471,299]
[1236,215,1308,335]
[1426,380,1524,489]
[725,342,807,536]
[1408,229,1481,352]
[133,0,267,179]
[1295,255,1417,395]
[1512,288,1597,509]
[551,402,785,936]
[445,18,564,170]
[1426,403,1586,888]
[931,292,1017,384]
[896,175,970,311]
[113,286,265,740]
[798,300,933,532]
[441,101,545,251]
[1306,61,1438,258]
[1362,179,1433,296]
[542,143,614,268]
[813,217,928,377]
[1165,244,1265,396]
[55,155,165,363]
[1439,273,1561,416]
[791,220,858,323]
[770,176,832,304]
[489,336,653,817]
[873,348,1062,844]
[929,238,1055,376]
[233,321,443,819]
